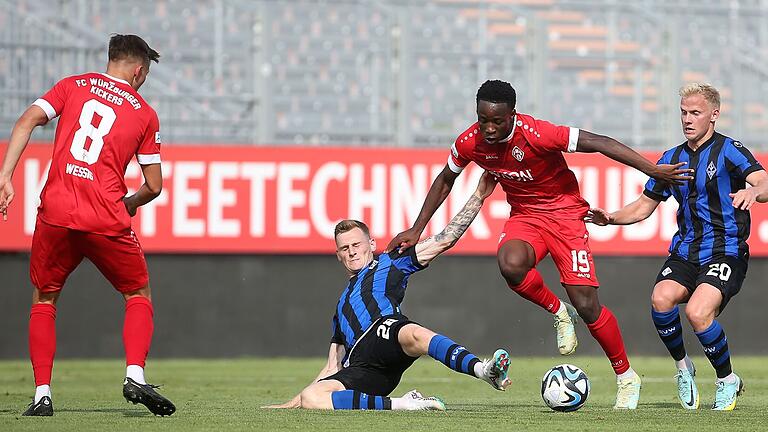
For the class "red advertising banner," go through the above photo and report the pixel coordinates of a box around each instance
[2,143,768,255]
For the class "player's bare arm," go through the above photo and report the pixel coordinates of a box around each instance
[414,172,497,265]
[123,163,163,216]
[585,194,660,226]
[0,106,49,221]
[730,170,768,210]
[385,165,460,252]
[264,343,346,409]
[575,130,694,185]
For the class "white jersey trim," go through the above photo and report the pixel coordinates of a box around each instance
[447,155,464,173]
[102,73,130,85]
[137,154,161,165]
[33,98,57,120]
[567,127,580,153]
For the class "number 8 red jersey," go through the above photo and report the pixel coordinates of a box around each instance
[33,73,160,236]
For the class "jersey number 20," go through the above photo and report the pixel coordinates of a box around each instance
[70,99,117,165]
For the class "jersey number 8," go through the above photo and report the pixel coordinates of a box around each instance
[70,99,117,165]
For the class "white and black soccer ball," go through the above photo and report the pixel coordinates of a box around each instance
[541,364,590,412]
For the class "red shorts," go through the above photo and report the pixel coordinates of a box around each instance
[498,214,599,286]
[30,218,149,293]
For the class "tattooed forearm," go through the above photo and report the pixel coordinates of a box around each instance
[433,194,484,245]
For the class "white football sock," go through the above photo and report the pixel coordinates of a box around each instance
[390,397,409,410]
[34,385,51,404]
[616,367,636,381]
[473,360,485,379]
[675,355,693,372]
[555,302,567,316]
[126,365,146,385]
[716,373,737,384]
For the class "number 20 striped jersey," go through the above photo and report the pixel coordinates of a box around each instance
[33,72,160,236]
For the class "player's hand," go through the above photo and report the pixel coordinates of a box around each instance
[475,171,499,200]
[730,188,759,210]
[584,208,612,226]
[123,195,138,217]
[261,399,300,409]
[385,227,422,253]
[0,175,14,222]
[651,162,694,185]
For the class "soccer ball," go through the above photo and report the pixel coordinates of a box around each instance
[541,364,590,412]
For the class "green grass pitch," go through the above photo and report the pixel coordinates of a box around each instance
[1,356,766,431]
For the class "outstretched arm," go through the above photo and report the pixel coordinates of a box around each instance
[585,194,661,226]
[730,170,768,210]
[414,172,497,265]
[576,130,693,185]
[0,105,49,220]
[385,165,460,252]
[263,343,346,409]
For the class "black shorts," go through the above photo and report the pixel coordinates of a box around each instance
[655,254,748,313]
[321,315,418,396]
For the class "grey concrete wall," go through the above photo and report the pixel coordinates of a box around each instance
[0,253,765,359]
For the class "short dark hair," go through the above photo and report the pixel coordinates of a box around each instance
[476,80,516,109]
[108,34,160,65]
[334,219,371,239]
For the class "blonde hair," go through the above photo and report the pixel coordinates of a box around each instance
[679,83,720,110]
[334,219,370,239]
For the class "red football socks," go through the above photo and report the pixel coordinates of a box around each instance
[29,303,57,386]
[123,297,154,367]
[508,269,562,314]
[587,306,630,375]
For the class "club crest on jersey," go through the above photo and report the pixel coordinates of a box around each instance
[706,161,717,180]
[512,146,525,162]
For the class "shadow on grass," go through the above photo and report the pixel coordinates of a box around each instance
[641,402,684,409]
[57,408,153,417]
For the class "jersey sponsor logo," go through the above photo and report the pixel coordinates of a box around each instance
[733,140,744,148]
[662,267,672,276]
[491,168,533,182]
[576,272,591,278]
[706,161,717,180]
[512,146,525,162]
[65,163,94,181]
[485,154,499,160]
[368,259,378,270]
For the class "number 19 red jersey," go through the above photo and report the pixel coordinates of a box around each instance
[448,113,589,219]
[33,72,161,236]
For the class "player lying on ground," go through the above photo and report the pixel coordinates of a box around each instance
[387,79,694,409]
[0,34,174,417]
[264,172,510,411]
[586,83,768,411]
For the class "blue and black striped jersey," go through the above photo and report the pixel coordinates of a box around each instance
[644,132,763,264]
[330,246,425,353]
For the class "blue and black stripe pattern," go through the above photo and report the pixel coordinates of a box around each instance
[331,390,392,410]
[331,246,425,354]
[695,320,732,378]
[427,334,481,377]
[644,132,763,264]
[651,307,687,361]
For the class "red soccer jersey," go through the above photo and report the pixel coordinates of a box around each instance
[33,72,160,236]
[448,113,588,218]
